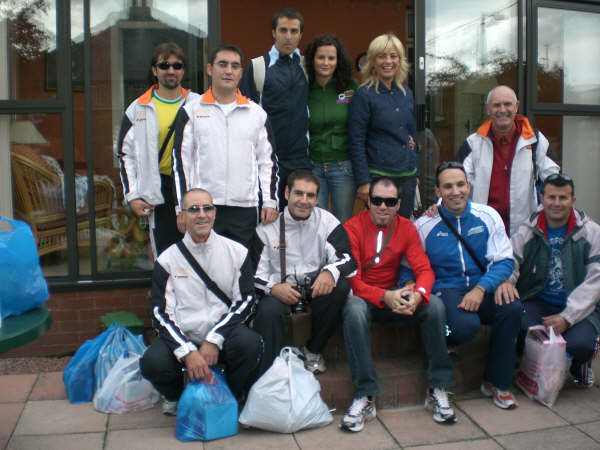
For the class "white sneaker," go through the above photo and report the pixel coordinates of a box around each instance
[424,388,456,424]
[300,346,327,374]
[339,396,376,432]
[162,398,178,416]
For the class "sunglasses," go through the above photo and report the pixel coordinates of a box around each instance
[545,173,572,182]
[156,61,184,70]
[370,196,399,207]
[214,61,242,70]
[183,204,215,214]
[436,161,465,174]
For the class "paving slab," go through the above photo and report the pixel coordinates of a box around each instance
[405,439,502,450]
[294,417,397,450]
[13,400,107,435]
[550,385,600,424]
[576,421,600,442]
[0,403,24,439]
[29,372,67,401]
[457,393,567,435]
[0,375,37,403]
[495,425,600,449]
[105,427,203,450]
[205,427,298,449]
[378,406,484,447]
[6,432,104,450]
[107,403,176,430]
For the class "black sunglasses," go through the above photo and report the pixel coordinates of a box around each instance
[545,173,572,183]
[370,196,399,207]
[156,61,184,70]
[183,204,215,214]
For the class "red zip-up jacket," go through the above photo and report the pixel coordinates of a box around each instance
[344,210,434,308]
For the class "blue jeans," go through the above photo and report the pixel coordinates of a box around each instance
[439,287,523,390]
[312,160,355,223]
[342,294,456,398]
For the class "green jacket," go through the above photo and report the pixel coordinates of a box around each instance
[509,208,600,333]
[308,78,359,163]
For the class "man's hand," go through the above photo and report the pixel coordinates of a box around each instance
[395,286,422,315]
[130,199,153,217]
[542,315,569,335]
[184,350,210,381]
[270,282,301,305]
[176,212,186,233]
[494,281,520,305]
[311,270,335,298]
[357,183,370,204]
[261,207,278,224]
[199,341,219,367]
[423,203,439,218]
[458,286,485,312]
[409,135,416,150]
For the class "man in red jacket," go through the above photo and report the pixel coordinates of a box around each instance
[339,177,456,433]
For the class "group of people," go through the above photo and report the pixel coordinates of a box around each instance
[116,7,600,435]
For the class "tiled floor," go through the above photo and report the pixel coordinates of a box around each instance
[2,365,600,450]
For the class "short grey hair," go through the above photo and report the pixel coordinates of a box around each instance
[182,188,212,208]
[486,85,518,104]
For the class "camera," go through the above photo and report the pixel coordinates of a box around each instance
[291,275,313,314]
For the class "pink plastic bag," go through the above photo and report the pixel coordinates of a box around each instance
[516,325,569,407]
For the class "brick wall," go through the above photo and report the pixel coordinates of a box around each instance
[2,288,152,357]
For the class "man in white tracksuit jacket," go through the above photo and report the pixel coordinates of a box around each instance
[172,44,279,249]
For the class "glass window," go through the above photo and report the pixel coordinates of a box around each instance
[68,0,208,273]
[1,0,58,99]
[537,8,600,105]
[8,113,67,276]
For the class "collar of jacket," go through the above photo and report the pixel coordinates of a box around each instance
[201,87,249,105]
[183,229,216,252]
[283,206,317,226]
[535,208,578,238]
[268,45,301,67]
[138,84,188,105]
[439,199,473,223]
[476,114,535,140]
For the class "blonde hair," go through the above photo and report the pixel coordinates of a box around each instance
[360,33,409,94]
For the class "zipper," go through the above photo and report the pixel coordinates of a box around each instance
[456,217,469,286]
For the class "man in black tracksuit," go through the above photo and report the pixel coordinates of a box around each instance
[240,8,310,209]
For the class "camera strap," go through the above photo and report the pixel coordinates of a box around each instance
[279,213,286,283]
[176,241,231,307]
[362,217,395,272]
[438,211,486,273]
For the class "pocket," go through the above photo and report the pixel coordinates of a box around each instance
[338,160,354,177]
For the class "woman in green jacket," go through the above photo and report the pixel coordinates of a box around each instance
[305,34,358,223]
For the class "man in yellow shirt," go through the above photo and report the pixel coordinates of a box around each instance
[118,42,199,258]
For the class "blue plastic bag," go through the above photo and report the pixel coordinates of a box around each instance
[63,323,118,403]
[94,325,146,392]
[0,217,49,319]
[175,369,238,441]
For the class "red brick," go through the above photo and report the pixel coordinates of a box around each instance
[51,310,79,321]
[57,297,91,310]
[93,296,131,308]
[78,308,112,320]
[40,332,81,346]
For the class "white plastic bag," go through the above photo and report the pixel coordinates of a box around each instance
[516,325,569,407]
[93,352,159,414]
[239,347,332,433]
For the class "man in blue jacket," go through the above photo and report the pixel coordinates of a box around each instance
[239,8,311,209]
[415,161,522,410]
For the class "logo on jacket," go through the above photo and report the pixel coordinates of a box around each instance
[336,90,354,104]
[195,109,210,118]
[436,231,448,237]
[172,267,188,278]
[468,226,484,236]
[273,239,287,250]
[135,111,146,121]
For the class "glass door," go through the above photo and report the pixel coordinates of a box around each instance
[415,0,522,207]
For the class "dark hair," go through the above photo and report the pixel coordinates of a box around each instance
[435,161,467,186]
[272,8,304,31]
[209,44,243,65]
[542,173,575,196]
[304,34,353,93]
[369,177,401,199]
[147,42,186,86]
[286,169,320,194]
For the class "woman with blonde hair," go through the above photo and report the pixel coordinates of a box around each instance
[348,33,416,218]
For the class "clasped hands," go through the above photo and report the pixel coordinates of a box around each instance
[383,285,422,315]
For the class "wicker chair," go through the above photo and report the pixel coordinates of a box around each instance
[11,145,114,256]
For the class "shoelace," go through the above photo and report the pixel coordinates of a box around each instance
[348,397,367,416]
[433,388,450,409]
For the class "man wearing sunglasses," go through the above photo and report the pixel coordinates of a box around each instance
[456,85,559,236]
[172,44,278,250]
[118,42,198,258]
[497,174,600,388]
[340,177,456,431]
[415,162,521,411]
[141,188,264,416]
